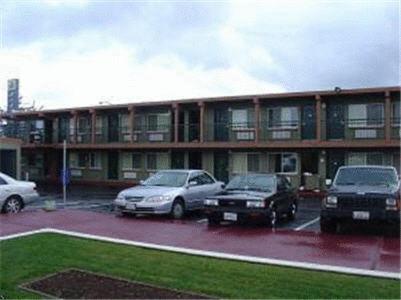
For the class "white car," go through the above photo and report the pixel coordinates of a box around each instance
[0,172,39,213]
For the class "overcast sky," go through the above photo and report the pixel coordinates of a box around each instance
[0,0,399,110]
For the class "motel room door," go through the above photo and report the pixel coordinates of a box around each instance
[327,104,345,140]
[108,151,119,180]
[301,105,316,140]
[108,115,119,143]
[214,108,229,142]
[214,151,229,183]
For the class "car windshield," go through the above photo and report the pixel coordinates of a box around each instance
[0,172,16,183]
[335,168,398,187]
[226,174,274,192]
[142,171,189,187]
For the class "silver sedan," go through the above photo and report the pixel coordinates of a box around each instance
[113,169,224,219]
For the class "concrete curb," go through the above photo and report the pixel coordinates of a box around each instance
[1,228,400,280]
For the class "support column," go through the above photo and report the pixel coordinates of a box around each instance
[128,105,135,143]
[71,110,78,143]
[173,103,179,143]
[385,91,391,142]
[90,109,96,144]
[198,101,205,143]
[315,95,322,141]
[253,97,260,143]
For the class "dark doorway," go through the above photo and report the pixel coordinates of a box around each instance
[171,151,185,169]
[178,112,185,142]
[301,105,316,139]
[188,110,200,142]
[58,117,69,143]
[327,104,345,140]
[108,115,119,143]
[327,151,345,180]
[214,151,229,183]
[0,150,17,178]
[214,108,229,141]
[108,151,119,180]
[188,152,202,169]
[44,120,53,144]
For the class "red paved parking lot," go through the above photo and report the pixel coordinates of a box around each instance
[0,210,399,273]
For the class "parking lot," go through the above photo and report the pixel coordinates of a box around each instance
[27,185,322,232]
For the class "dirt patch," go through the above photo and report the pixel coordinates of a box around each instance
[21,269,211,299]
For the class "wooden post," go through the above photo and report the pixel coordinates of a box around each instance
[90,109,96,144]
[173,103,179,143]
[315,95,321,141]
[71,110,78,143]
[253,97,260,143]
[198,102,205,143]
[385,91,391,142]
[128,105,135,143]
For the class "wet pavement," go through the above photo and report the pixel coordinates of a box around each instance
[1,209,399,274]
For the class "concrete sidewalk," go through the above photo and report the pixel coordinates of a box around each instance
[1,209,399,275]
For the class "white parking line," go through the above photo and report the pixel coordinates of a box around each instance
[294,217,320,231]
[197,218,208,223]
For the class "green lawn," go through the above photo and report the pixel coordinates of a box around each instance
[0,233,399,299]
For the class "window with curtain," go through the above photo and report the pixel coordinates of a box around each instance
[392,102,400,126]
[232,153,260,173]
[273,153,297,173]
[232,109,248,129]
[89,152,101,169]
[348,152,383,166]
[268,107,298,128]
[147,114,169,131]
[348,103,384,127]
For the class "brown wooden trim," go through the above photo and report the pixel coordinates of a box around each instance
[315,95,321,142]
[253,97,260,143]
[173,103,179,143]
[198,102,205,143]
[10,86,400,117]
[90,109,96,144]
[385,91,391,142]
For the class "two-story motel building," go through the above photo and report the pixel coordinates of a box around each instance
[1,86,400,190]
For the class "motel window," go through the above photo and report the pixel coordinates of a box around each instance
[69,153,78,168]
[232,153,260,174]
[348,152,383,166]
[392,102,400,126]
[95,116,103,135]
[147,114,169,131]
[69,117,75,135]
[78,117,90,134]
[120,114,129,134]
[268,107,298,128]
[134,115,143,131]
[348,103,384,127]
[146,153,169,171]
[232,109,249,129]
[274,153,297,174]
[89,152,101,169]
[78,153,87,168]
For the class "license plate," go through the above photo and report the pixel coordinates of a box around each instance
[223,212,237,221]
[126,203,136,210]
[352,211,370,220]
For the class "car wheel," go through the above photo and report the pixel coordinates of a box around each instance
[268,208,278,228]
[207,216,221,226]
[320,217,337,233]
[287,202,297,220]
[3,196,23,214]
[115,209,127,218]
[171,200,185,219]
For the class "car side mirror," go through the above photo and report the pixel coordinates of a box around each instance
[139,180,144,185]
[221,183,226,189]
[325,179,332,187]
[187,181,197,188]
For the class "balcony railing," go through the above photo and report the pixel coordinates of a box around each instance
[205,122,256,142]
[324,118,385,140]
[260,120,304,141]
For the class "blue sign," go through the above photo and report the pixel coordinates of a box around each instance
[60,168,71,186]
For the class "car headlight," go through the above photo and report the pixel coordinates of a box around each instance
[386,198,396,206]
[115,195,125,202]
[326,196,338,204]
[204,199,218,206]
[246,201,265,208]
[145,195,172,203]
